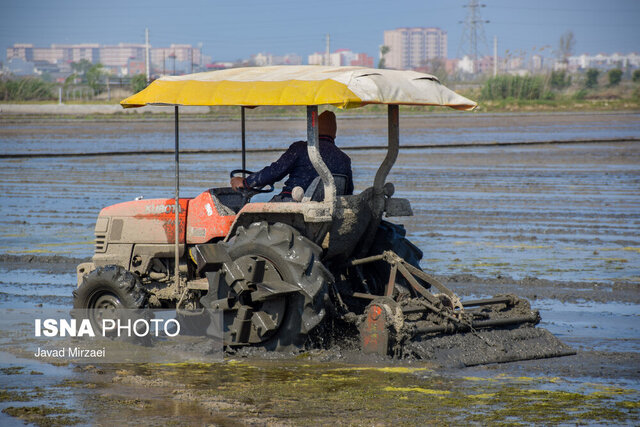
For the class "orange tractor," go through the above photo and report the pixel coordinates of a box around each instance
[74,66,573,364]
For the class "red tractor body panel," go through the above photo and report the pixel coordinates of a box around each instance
[100,198,190,244]
[186,191,236,243]
[99,191,238,245]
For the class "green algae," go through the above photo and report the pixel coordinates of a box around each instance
[0,389,31,402]
[2,405,81,426]
[90,360,640,425]
[1,366,24,375]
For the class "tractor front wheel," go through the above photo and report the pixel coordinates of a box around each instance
[73,265,148,333]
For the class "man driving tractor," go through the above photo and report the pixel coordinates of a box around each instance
[230,110,354,201]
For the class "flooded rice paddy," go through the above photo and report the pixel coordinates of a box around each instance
[0,111,639,424]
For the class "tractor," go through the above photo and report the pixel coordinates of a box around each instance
[74,66,573,364]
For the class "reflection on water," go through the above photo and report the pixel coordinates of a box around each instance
[0,116,639,285]
[1,113,639,154]
[0,114,639,424]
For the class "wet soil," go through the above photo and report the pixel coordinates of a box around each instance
[0,112,638,424]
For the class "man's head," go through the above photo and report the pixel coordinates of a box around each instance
[318,110,337,139]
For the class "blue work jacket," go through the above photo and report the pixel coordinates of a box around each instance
[245,135,354,196]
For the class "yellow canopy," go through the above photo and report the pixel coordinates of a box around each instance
[121,65,476,111]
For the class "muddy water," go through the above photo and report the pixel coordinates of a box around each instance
[0,112,639,424]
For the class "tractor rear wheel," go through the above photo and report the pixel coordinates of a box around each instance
[202,222,330,351]
[73,265,148,334]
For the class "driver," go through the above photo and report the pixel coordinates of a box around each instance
[230,110,354,202]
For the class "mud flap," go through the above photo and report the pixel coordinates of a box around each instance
[192,244,232,275]
[360,298,403,356]
[361,304,393,355]
[403,327,576,367]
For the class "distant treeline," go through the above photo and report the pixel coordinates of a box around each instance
[480,68,636,101]
[1,71,148,102]
[0,77,55,101]
[481,75,550,101]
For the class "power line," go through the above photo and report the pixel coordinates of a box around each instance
[459,0,490,71]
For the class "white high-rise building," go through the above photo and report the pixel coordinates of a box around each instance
[383,27,447,70]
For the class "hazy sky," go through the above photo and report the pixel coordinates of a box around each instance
[1,0,638,62]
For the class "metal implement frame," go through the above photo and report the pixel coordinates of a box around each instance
[351,249,549,346]
[347,250,462,311]
[174,106,180,289]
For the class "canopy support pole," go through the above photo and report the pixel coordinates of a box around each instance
[174,106,180,290]
[374,104,399,192]
[358,105,399,257]
[306,106,335,206]
[241,107,246,175]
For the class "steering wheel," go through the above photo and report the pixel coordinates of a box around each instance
[230,169,274,194]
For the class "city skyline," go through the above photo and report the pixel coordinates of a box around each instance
[1,0,638,65]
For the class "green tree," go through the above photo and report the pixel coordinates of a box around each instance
[0,77,54,101]
[480,75,547,100]
[131,74,148,93]
[585,68,599,88]
[608,68,622,86]
[86,63,106,94]
[557,30,576,66]
[633,69,640,83]
[550,70,571,90]
[378,45,390,69]
[70,59,93,76]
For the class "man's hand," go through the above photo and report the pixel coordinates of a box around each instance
[230,176,245,191]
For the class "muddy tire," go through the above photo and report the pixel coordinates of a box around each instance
[73,265,148,333]
[205,222,331,351]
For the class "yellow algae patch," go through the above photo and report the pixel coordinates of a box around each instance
[472,262,509,267]
[334,366,432,374]
[521,389,584,399]
[471,393,496,399]
[384,386,451,396]
[590,385,635,397]
[226,360,252,367]
[7,249,62,254]
[464,375,560,383]
[454,241,475,246]
[463,376,498,382]
[513,376,561,383]
[320,374,355,382]
[618,401,640,409]
[492,244,550,250]
[158,362,215,368]
[600,247,640,254]
[38,241,93,247]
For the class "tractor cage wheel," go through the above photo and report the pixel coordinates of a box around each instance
[200,221,332,351]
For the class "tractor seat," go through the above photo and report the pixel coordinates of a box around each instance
[300,174,349,202]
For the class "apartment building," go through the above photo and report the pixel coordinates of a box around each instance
[7,43,100,64]
[6,42,203,76]
[308,49,374,67]
[383,27,447,70]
